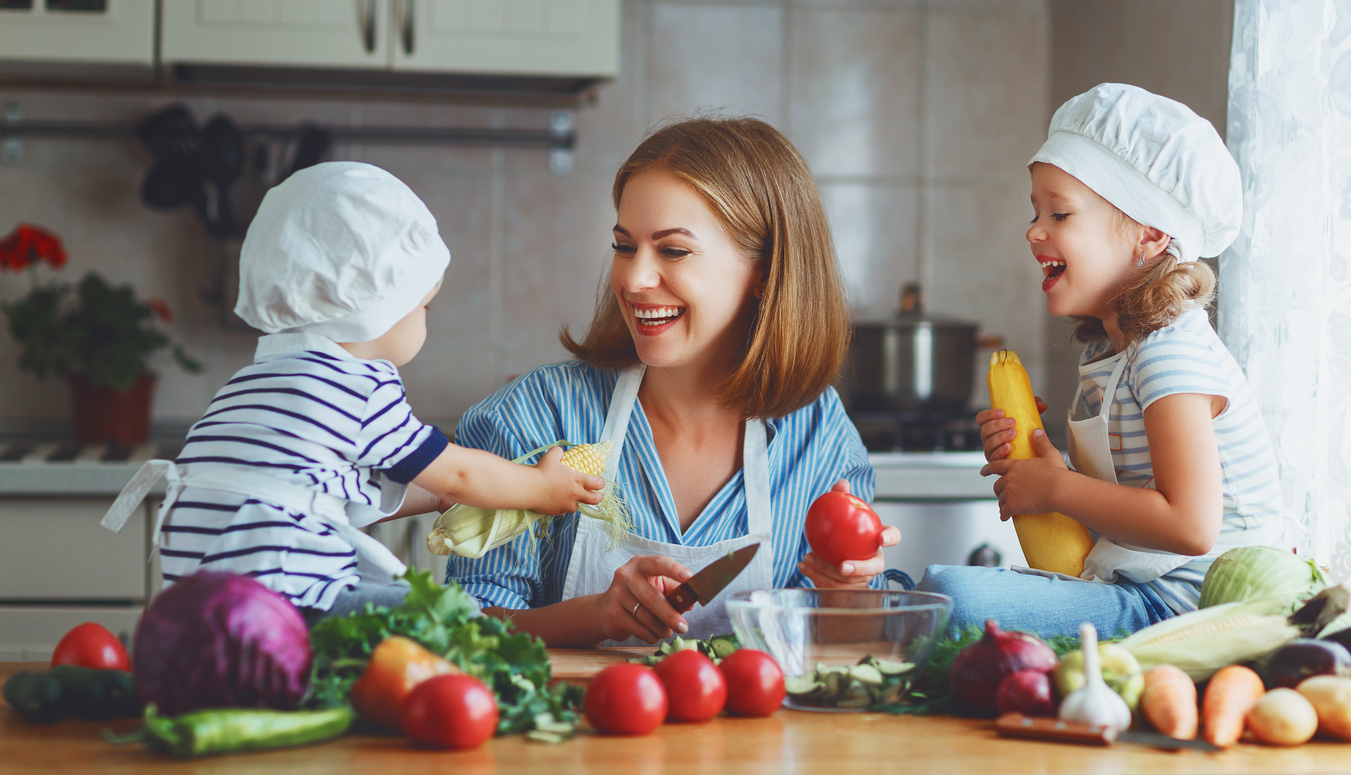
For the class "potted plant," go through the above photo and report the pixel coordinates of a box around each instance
[0,223,202,445]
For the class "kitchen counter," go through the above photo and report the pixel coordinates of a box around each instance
[3,656,1348,774]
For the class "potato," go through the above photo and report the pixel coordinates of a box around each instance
[1297,675,1351,740]
[1247,689,1318,746]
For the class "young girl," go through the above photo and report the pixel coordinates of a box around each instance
[102,162,604,622]
[917,83,1283,637]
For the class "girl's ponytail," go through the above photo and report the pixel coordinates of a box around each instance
[1071,253,1216,345]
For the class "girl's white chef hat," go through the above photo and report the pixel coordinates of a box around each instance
[1028,83,1242,263]
[234,161,450,342]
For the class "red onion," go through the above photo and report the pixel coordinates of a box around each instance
[949,619,1057,716]
[996,669,1056,717]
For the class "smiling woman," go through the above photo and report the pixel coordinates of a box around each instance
[445,117,901,648]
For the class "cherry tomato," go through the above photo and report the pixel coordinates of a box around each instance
[51,622,131,671]
[804,491,883,566]
[719,649,785,717]
[402,674,499,750]
[584,663,667,735]
[654,649,727,722]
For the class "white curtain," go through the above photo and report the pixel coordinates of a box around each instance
[1222,0,1351,578]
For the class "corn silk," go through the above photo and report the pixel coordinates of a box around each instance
[425,440,633,559]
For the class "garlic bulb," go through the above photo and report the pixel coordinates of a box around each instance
[1058,623,1132,732]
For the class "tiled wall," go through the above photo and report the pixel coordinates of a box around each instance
[0,0,1052,433]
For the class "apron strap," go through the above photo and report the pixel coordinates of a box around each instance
[742,419,772,535]
[102,459,177,533]
[600,364,645,476]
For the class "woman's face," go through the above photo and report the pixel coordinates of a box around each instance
[611,169,761,376]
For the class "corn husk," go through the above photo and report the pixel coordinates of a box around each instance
[1117,598,1299,682]
[425,441,632,559]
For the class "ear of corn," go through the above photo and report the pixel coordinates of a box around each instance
[987,349,1096,577]
[426,440,632,559]
[1117,598,1299,681]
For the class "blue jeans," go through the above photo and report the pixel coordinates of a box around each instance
[915,565,1177,640]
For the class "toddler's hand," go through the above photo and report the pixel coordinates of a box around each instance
[979,428,1066,519]
[976,396,1047,463]
[533,446,606,516]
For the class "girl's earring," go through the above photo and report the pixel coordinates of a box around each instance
[1136,250,1146,268]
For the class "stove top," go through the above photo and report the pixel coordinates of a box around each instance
[849,410,983,453]
[0,440,182,464]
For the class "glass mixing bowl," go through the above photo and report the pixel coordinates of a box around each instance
[726,588,953,711]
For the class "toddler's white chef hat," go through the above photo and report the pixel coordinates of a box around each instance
[234,161,450,342]
[1028,83,1242,263]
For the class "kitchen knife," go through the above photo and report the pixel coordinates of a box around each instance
[995,713,1224,752]
[665,543,760,613]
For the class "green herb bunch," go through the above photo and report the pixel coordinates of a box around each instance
[0,223,201,390]
[307,570,583,739]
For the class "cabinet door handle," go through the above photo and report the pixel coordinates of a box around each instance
[399,0,415,56]
[358,0,377,53]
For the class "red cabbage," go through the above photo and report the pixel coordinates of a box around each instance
[133,572,312,715]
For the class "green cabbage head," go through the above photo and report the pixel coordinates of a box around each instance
[1198,546,1328,613]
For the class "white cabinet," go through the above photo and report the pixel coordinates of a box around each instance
[394,0,619,77]
[161,0,619,77]
[0,0,155,65]
[160,0,389,69]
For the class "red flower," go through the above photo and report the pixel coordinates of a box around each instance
[0,224,66,271]
[146,297,173,324]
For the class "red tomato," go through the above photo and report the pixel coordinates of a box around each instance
[719,649,785,717]
[804,491,883,566]
[654,649,727,722]
[584,663,667,735]
[402,674,499,750]
[51,622,131,671]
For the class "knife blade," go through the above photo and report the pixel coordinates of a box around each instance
[995,713,1223,752]
[665,543,760,614]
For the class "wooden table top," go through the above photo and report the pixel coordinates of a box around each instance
[5,656,1350,774]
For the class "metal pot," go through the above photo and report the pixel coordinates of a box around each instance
[845,284,999,413]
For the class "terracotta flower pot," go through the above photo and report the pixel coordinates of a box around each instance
[68,373,157,446]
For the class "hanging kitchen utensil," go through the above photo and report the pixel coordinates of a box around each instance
[135,104,220,236]
[278,124,332,183]
[199,114,246,238]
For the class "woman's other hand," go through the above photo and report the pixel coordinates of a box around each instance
[976,396,1047,463]
[533,446,606,516]
[598,555,694,644]
[797,480,901,590]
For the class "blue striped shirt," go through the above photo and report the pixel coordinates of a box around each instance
[443,361,876,609]
[160,333,448,610]
[1074,309,1282,613]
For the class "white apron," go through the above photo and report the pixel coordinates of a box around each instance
[559,365,775,646]
[100,460,408,583]
[1067,348,1277,583]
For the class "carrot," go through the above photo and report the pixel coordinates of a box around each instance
[1202,664,1265,747]
[1141,664,1198,739]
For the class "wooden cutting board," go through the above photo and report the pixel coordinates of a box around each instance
[548,647,653,683]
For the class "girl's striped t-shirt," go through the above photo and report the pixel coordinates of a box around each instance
[1073,308,1283,613]
[159,333,447,610]
[443,360,878,610]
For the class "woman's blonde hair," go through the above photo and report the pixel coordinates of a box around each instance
[1071,210,1217,344]
[561,116,851,419]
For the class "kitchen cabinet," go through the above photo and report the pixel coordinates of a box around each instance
[0,497,152,661]
[0,0,155,65]
[160,0,619,77]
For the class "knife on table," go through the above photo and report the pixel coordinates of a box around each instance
[664,543,760,613]
[995,713,1224,752]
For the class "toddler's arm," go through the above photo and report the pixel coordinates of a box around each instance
[411,443,605,516]
[981,392,1224,556]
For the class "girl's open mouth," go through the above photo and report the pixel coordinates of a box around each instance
[1039,259,1065,291]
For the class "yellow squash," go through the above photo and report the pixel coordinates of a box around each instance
[986,349,1095,577]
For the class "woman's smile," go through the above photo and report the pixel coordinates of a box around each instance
[631,303,687,334]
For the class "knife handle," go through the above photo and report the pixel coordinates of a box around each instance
[665,583,698,614]
[995,713,1116,746]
